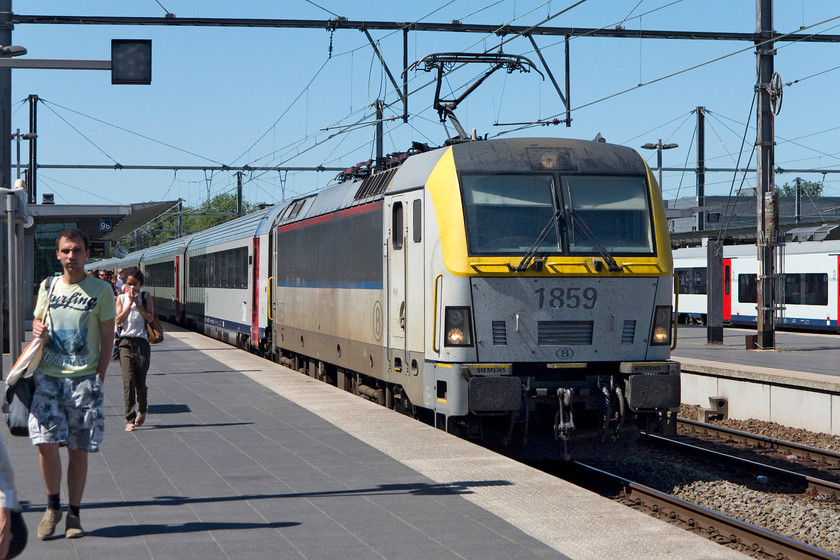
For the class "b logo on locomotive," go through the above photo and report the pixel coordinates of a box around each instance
[555,347,575,360]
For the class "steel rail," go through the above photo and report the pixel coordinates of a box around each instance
[574,461,840,560]
[641,431,840,499]
[678,417,840,469]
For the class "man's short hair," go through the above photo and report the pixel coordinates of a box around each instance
[56,228,89,251]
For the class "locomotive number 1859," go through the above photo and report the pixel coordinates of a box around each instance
[535,287,598,310]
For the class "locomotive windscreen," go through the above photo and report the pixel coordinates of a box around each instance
[459,172,655,257]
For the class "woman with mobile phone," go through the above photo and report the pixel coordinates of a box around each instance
[114,268,155,432]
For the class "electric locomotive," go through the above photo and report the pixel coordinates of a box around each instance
[270,137,680,459]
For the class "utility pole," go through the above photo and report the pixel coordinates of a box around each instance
[696,106,705,232]
[236,171,243,217]
[28,94,37,203]
[0,0,10,372]
[755,0,779,349]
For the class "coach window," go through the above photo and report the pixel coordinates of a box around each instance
[392,202,404,250]
[412,199,422,243]
[738,274,757,303]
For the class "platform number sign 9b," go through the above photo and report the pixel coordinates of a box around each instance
[98,217,112,233]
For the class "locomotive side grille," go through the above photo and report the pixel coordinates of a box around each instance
[538,321,593,345]
[492,321,507,345]
[354,168,397,200]
[622,320,636,345]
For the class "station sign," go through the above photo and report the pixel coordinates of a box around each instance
[98,217,112,233]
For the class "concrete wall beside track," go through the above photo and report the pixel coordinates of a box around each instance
[680,358,840,435]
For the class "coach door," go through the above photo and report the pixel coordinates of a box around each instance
[723,258,732,321]
[387,193,424,376]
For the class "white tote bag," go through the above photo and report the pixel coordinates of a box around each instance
[6,277,57,386]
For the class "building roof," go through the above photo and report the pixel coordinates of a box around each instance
[665,195,840,247]
[28,200,180,241]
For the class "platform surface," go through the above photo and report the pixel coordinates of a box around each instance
[672,325,840,390]
[1,325,745,559]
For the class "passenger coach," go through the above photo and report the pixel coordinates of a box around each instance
[674,240,840,331]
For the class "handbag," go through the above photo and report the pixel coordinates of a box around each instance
[6,337,45,387]
[6,277,57,386]
[3,377,35,437]
[141,291,164,344]
[4,277,57,437]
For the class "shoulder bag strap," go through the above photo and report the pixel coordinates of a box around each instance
[41,276,58,326]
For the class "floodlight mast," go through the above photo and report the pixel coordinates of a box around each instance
[408,52,543,140]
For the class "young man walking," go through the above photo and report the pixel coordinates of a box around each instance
[29,228,116,539]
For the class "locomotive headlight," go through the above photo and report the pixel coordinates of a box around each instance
[650,305,672,346]
[444,307,473,347]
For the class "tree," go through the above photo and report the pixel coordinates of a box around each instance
[117,192,268,252]
[776,180,823,198]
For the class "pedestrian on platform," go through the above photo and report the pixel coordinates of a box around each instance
[29,228,116,540]
[115,268,126,292]
[115,267,154,432]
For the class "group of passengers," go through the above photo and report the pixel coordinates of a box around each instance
[88,268,123,296]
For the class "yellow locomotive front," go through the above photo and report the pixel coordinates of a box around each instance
[419,138,679,459]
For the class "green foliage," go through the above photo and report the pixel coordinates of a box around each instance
[776,180,823,198]
[117,192,268,252]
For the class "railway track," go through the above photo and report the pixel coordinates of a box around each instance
[641,431,840,499]
[571,461,840,560]
[678,417,840,470]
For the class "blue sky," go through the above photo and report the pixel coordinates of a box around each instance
[11,1,840,208]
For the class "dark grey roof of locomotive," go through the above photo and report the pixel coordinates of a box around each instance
[450,137,646,174]
[385,138,647,196]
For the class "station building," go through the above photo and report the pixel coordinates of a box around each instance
[665,194,840,247]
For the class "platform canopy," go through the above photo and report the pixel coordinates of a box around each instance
[28,200,180,242]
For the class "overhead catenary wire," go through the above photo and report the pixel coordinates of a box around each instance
[717,90,757,246]
[240,0,567,174]
[494,12,840,137]
[708,109,840,167]
[39,98,225,166]
[28,4,840,213]
[302,0,343,19]
[40,101,120,165]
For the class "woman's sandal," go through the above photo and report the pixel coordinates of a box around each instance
[125,423,135,432]
[134,412,146,427]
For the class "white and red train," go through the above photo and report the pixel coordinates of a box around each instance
[673,240,840,331]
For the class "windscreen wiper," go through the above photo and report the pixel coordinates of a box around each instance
[569,210,623,272]
[516,210,563,272]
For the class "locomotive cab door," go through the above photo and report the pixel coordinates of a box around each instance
[387,193,424,376]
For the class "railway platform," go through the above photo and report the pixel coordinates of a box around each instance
[1,324,744,560]
[672,325,840,379]
[672,325,840,434]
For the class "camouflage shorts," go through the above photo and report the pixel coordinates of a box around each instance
[28,371,105,452]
